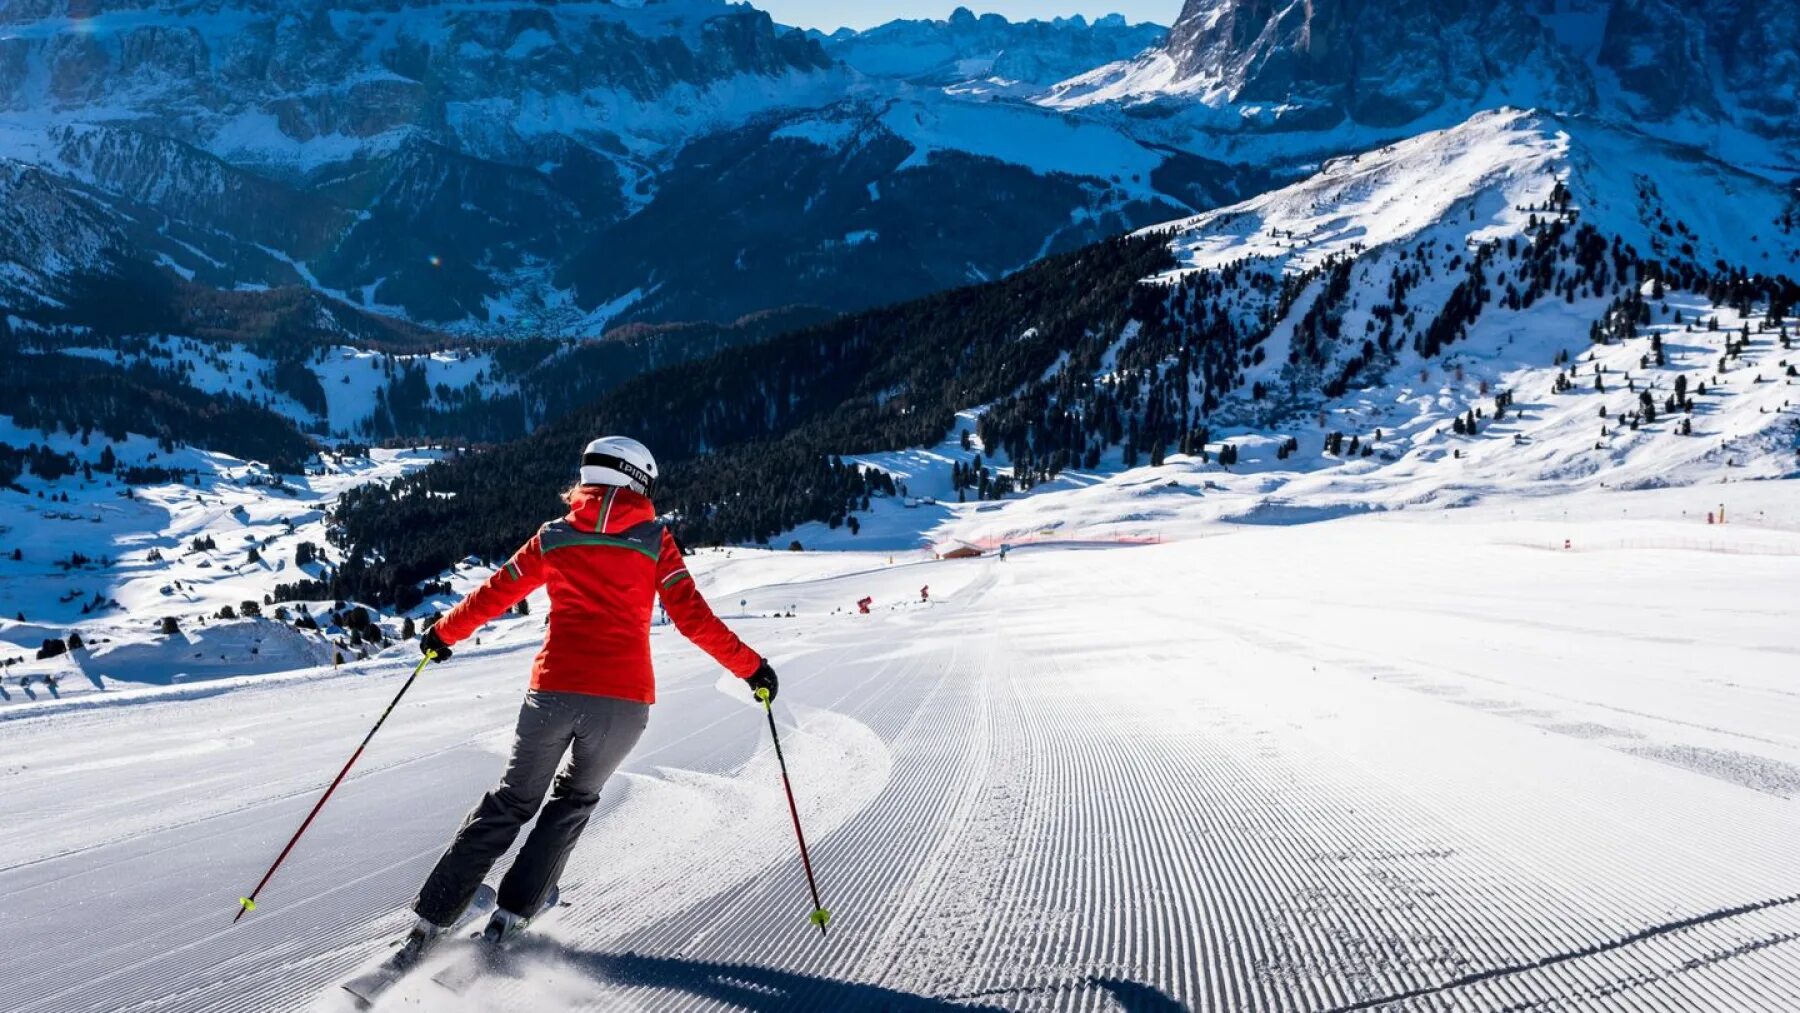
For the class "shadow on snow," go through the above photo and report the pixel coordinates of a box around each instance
[515,945,1186,1011]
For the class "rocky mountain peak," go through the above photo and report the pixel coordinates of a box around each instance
[1156,0,1592,127]
[1062,0,1798,138]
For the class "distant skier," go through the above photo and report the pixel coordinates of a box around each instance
[857,596,873,614]
[919,585,929,603]
[396,436,776,965]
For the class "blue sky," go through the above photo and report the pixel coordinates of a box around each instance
[759,2,1182,32]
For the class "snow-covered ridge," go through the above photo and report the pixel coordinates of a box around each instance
[1148,109,1800,280]
[778,108,1799,554]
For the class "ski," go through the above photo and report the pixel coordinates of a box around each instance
[429,885,562,996]
[339,885,496,1009]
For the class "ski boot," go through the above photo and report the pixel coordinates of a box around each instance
[385,916,449,972]
[479,907,528,946]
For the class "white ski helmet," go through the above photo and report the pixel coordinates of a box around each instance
[579,436,658,496]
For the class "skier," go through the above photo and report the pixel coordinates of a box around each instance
[919,585,929,603]
[395,436,776,966]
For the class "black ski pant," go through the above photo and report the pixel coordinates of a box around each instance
[414,690,649,926]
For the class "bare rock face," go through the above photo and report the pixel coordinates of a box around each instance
[1147,0,1794,135]
[0,0,852,324]
[1723,0,1800,133]
[1160,0,1590,128]
[1597,0,1800,134]
[0,0,837,161]
[1596,0,1721,120]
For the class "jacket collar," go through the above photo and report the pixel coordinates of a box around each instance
[566,485,654,534]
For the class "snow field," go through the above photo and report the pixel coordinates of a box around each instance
[2,491,1798,1010]
[0,440,441,709]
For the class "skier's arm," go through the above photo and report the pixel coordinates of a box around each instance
[432,534,547,646]
[656,529,763,678]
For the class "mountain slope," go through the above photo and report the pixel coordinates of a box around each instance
[324,107,1796,603]
[0,0,1240,331]
[0,0,850,327]
[1156,110,1799,281]
[0,0,839,168]
[329,234,1179,598]
[554,95,1255,322]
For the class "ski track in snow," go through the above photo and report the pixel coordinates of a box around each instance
[3,505,1800,1011]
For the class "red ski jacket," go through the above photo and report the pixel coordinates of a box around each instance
[432,486,762,703]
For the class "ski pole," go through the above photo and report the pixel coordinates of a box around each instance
[755,687,831,936]
[233,651,436,923]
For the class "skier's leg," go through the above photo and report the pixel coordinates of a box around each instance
[414,692,575,925]
[496,696,649,916]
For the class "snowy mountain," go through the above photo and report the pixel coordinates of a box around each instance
[0,0,855,326]
[812,7,1165,97]
[6,0,1787,338]
[922,108,1800,544]
[1040,0,1800,149]
[0,0,1233,331]
[4,1,1797,603]
[844,108,1800,548]
[0,0,838,168]
[317,106,1797,605]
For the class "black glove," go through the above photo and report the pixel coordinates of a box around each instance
[745,660,777,703]
[420,627,452,663]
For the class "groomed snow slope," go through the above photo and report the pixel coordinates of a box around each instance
[2,487,1798,1011]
